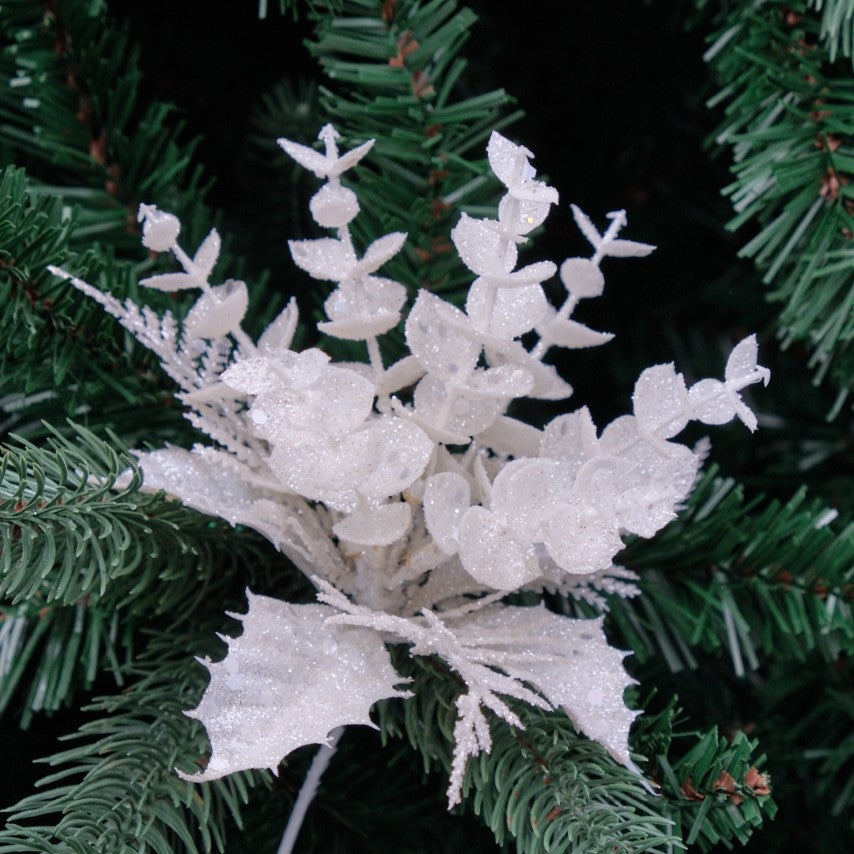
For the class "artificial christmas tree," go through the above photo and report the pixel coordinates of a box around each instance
[1,2,850,852]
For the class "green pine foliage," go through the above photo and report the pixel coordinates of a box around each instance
[0,0,850,851]
[699,0,854,407]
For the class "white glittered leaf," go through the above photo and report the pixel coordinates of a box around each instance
[465,365,533,400]
[378,355,426,396]
[324,277,406,322]
[559,257,605,298]
[632,363,689,438]
[688,378,734,425]
[498,194,551,235]
[405,291,481,380]
[309,184,360,228]
[289,237,356,281]
[184,280,249,340]
[357,416,432,499]
[726,334,770,387]
[477,415,542,458]
[424,472,471,555]
[486,342,573,400]
[277,137,334,178]
[333,502,412,546]
[318,313,401,341]
[413,375,501,438]
[487,260,557,289]
[458,506,540,590]
[258,297,299,354]
[466,278,547,340]
[536,307,613,350]
[451,605,638,768]
[570,204,602,249]
[540,407,599,476]
[486,132,559,204]
[603,238,655,258]
[139,272,199,292]
[355,232,407,276]
[192,229,221,279]
[333,139,375,175]
[491,459,561,542]
[542,499,624,575]
[179,595,408,781]
[451,214,516,277]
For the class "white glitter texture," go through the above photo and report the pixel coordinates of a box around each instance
[51,124,770,807]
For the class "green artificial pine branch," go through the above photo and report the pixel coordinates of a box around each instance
[700,0,854,406]
[0,622,266,854]
[610,467,853,673]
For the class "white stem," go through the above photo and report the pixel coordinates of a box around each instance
[277,727,344,854]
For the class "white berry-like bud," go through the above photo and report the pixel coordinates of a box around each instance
[137,203,181,252]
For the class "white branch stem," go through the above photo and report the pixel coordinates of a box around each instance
[277,727,344,854]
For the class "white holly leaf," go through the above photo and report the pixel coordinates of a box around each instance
[289,237,356,281]
[333,501,412,546]
[603,238,655,258]
[184,280,249,340]
[192,229,221,280]
[458,505,541,590]
[451,605,638,769]
[559,257,605,298]
[179,594,408,781]
[536,305,613,349]
[486,131,559,205]
[632,363,689,438]
[423,472,471,555]
[258,297,299,354]
[466,278,547,340]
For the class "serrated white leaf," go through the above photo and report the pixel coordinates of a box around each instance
[179,595,408,781]
[451,606,638,768]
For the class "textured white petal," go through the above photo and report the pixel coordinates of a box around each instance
[423,472,472,555]
[452,606,637,768]
[559,257,605,298]
[180,595,408,781]
[184,281,249,340]
[458,506,540,590]
[632,363,689,438]
[333,502,412,546]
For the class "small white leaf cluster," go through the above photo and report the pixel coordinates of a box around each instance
[51,124,769,806]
